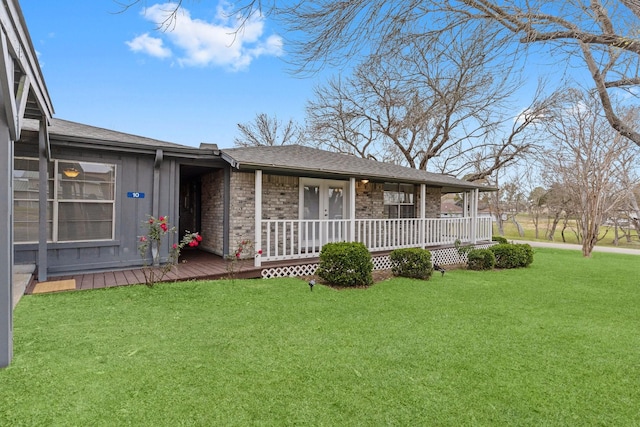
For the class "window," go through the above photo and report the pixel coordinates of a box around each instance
[14,157,116,243]
[13,158,53,242]
[383,183,415,218]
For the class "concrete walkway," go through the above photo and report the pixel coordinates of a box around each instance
[12,264,35,308]
[511,240,640,256]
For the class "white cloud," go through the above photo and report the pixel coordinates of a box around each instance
[128,1,283,71]
[126,33,172,59]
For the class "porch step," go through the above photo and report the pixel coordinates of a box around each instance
[13,264,35,308]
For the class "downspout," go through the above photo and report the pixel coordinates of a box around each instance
[152,149,163,264]
[254,170,262,267]
[37,119,49,282]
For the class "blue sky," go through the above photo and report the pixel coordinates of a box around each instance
[19,1,614,155]
[21,1,320,148]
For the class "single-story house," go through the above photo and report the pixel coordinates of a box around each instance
[15,118,496,281]
[1,0,496,369]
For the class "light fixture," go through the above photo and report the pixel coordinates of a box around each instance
[63,168,80,178]
[360,179,369,185]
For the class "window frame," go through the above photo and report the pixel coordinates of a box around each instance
[383,182,416,219]
[13,157,117,243]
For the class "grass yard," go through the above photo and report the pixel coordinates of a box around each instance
[2,248,639,426]
[497,213,640,251]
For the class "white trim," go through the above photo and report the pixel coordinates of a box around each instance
[420,184,426,248]
[299,177,349,221]
[349,177,356,242]
[254,169,262,267]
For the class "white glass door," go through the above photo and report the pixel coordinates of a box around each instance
[301,179,347,249]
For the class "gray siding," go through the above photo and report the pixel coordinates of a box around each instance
[14,143,182,275]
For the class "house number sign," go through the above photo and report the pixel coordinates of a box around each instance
[127,192,145,198]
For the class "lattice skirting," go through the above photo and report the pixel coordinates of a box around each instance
[260,243,495,279]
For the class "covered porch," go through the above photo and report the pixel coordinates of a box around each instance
[252,169,492,267]
[258,216,493,265]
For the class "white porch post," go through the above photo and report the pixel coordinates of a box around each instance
[349,178,356,242]
[420,184,426,248]
[254,169,262,267]
[471,188,479,244]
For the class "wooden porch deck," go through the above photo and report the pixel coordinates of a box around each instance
[25,249,273,295]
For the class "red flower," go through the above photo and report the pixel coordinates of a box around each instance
[148,218,154,224]
[159,216,165,221]
[235,252,241,258]
[139,236,147,242]
[257,249,262,255]
[160,223,168,232]
[172,243,178,249]
[196,234,203,242]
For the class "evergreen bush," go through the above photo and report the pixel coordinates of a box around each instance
[467,249,496,270]
[389,248,433,280]
[317,242,373,287]
[489,243,534,269]
[492,235,508,244]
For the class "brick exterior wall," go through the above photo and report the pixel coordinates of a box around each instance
[228,171,256,250]
[425,187,442,218]
[355,182,384,218]
[199,168,445,256]
[199,169,225,255]
[262,175,299,220]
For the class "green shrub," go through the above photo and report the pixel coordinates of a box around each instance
[389,248,433,280]
[489,243,534,269]
[492,235,508,244]
[517,243,535,267]
[317,242,373,287]
[467,249,496,270]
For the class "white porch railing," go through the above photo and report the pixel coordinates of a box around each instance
[258,217,493,263]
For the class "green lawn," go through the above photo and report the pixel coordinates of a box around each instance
[2,248,639,426]
[497,214,640,250]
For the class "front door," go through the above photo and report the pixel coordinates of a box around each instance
[300,179,347,249]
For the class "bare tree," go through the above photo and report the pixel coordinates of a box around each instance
[542,182,576,242]
[541,88,637,256]
[484,171,526,237]
[277,0,640,148]
[306,33,557,177]
[119,0,640,146]
[618,143,640,238]
[528,186,548,240]
[234,113,302,147]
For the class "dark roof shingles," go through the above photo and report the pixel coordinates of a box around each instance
[222,145,489,190]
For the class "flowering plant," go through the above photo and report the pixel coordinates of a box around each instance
[227,238,262,280]
[138,215,201,286]
[234,239,262,259]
